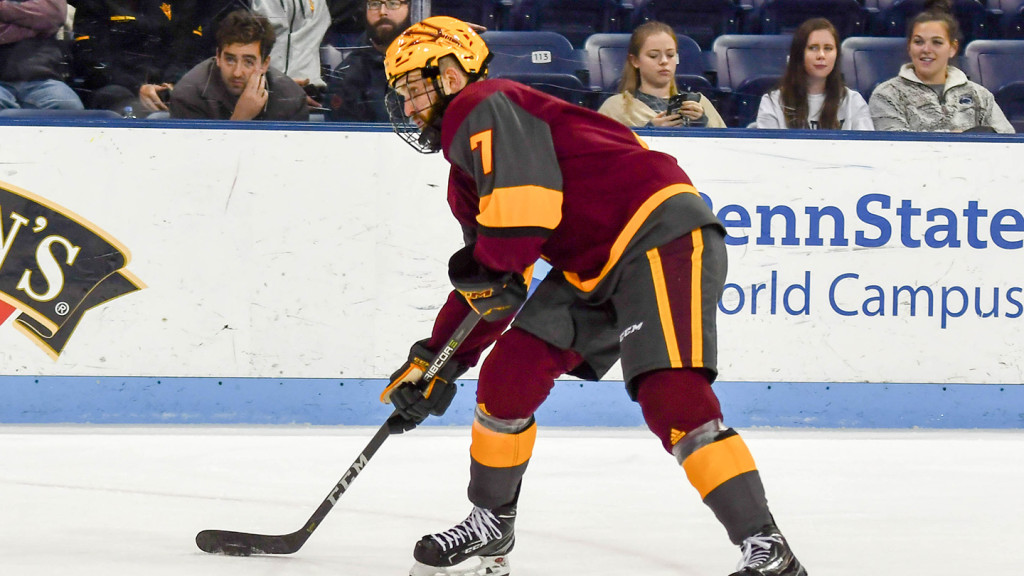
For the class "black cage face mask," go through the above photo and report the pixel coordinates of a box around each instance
[387,69,450,154]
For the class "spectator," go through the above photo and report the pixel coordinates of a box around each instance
[0,0,84,110]
[169,9,308,120]
[70,0,205,115]
[869,0,1014,133]
[597,21,724,129]
[251,0,329,102]
[757,18,872,130]
[324,0,410,122]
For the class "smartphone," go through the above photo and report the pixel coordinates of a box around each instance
[667,92,701,116]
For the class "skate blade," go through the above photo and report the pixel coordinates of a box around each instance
[409,555,510,576]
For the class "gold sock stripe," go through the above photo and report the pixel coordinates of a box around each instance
[470,419,537,469]
[682,434,757,499]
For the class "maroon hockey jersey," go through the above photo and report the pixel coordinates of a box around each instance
[425,79,720,365]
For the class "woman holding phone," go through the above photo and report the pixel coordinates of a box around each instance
[598,21,725,128]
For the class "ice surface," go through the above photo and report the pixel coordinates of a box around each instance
[1,426,1021,575]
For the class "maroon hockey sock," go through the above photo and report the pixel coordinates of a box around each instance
[634,368,724,453]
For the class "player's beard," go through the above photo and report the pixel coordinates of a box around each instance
[369,16,409,48]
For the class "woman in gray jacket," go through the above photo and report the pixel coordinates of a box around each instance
[869,0,1014,133]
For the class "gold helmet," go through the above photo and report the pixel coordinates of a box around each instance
[384,16,490,88]
[383,17,491,153]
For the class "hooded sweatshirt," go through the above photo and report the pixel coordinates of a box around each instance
[252,0,329,88]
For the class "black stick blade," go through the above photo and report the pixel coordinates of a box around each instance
[195,529,306,555]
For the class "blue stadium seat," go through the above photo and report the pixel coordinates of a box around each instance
[962,40,1024,130]
[962,39,1024,91]
[989,0,1024,38]
[867,0,991,43]
[481,31,592,106]
[320,45,345,77]
[583,32,712,106]
[510,0,627,48]
[713,34,791,91]
[713,34,791,126]
[733,74,782,126]
[993,81,1024,131]
[756,0,867,37]
[430,0,515,30]
[1010,7,1024,39]
[840,36,908,100]
[632,0,743,51]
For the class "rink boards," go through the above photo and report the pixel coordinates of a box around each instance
[0,120,1021,427]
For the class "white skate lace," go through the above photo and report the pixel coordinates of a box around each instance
[736,534,783,570]
[430,507,503,551]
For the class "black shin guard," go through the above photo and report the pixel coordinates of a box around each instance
[673,420,773,544]
[468,407,535,509]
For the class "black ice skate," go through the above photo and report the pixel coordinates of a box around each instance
[729,524,807,576]
[408,505,516,576]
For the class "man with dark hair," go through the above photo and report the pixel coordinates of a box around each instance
[169,9,308,120]
[324,0,411,122]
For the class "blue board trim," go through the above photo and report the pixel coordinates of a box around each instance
[1,117,1020,144]
[1,377,1021,428]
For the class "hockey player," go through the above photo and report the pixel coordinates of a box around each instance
[379,16,808,576]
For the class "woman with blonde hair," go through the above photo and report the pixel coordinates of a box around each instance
[598,21,725,128]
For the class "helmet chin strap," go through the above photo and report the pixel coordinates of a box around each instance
[390,61,489,154]
[417,70,456,153]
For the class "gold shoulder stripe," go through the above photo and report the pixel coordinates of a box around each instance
[564,183,697,292]
[477,185,562,231]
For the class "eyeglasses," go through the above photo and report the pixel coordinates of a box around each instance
[367,0,408,11]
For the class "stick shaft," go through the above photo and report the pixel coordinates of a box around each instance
[196,311,483,555]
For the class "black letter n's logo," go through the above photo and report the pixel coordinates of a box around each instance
[0,180,144,358]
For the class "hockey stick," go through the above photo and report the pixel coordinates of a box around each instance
[195,311,483,556]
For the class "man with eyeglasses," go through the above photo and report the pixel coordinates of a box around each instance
[324,0,411,122]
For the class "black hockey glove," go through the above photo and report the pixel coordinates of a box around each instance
[448,245,527,323]
[380,339,468,427]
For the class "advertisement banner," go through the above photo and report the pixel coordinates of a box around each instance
[0,124,1020,388]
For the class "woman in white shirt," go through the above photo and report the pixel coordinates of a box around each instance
[756,18,873,130]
